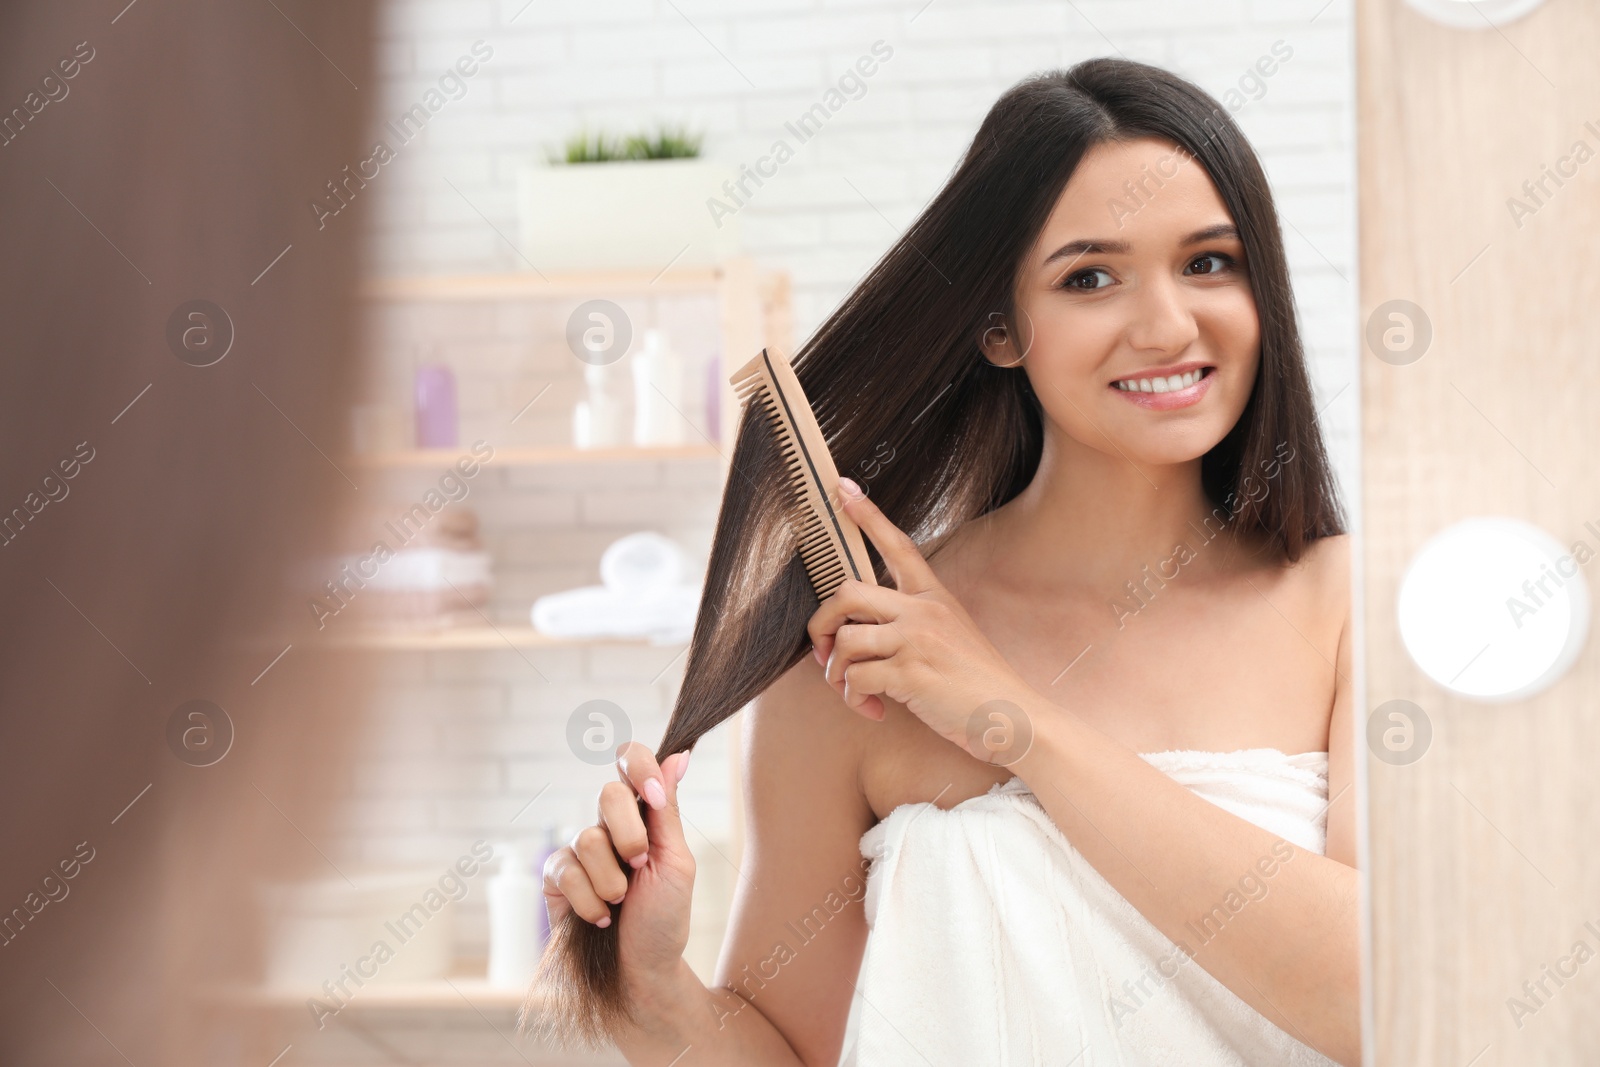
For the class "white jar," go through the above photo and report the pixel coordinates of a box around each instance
[487,840,543,988]
[574,362,625,449]
[631,328,686,446]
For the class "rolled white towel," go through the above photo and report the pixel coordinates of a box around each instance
[599,531,690,593]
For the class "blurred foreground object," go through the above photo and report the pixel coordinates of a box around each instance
[0,1,379,1063]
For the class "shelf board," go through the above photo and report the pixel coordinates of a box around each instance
[203,976,533,1012]
[353,444,724,469]
[321,625,686,651]
[361,267,729,301]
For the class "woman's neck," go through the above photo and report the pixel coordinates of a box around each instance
[944,424,1263,597]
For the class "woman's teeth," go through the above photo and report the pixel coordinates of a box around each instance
[1113,368,1208,393]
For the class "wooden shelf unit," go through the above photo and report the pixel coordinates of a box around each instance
[352,443,724,469]
[362,266,727,300]
[358,256,792,457]
[320,625,685,651]
[345,256,787,899]
[204,976,529,1012]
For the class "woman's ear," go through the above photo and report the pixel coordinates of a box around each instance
[978,309,1028,368]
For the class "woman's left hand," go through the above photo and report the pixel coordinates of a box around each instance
[807,478,1039,760]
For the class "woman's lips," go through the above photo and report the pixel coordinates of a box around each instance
[1109,367,1215,411]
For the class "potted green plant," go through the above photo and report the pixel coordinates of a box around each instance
[517,122,741,272]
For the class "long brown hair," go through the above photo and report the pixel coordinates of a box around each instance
[527,54,1347,1048]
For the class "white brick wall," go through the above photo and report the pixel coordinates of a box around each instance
[361,0,1356,449]
[325,1,1359,1051]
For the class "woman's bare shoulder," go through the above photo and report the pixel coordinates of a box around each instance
[1245,527,1348,598]
[742,655,877,850]
[1222,529,1350,687]
[1307,530,1351,574]
[1301,532,1352,616]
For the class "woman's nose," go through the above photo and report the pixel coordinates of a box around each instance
[1125,275,1200,354]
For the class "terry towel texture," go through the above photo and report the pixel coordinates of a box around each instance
[837,748,1341,1067]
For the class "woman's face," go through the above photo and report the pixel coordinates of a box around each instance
[983,136,1261,468]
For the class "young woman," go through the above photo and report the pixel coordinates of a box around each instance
[537,57,1358,1067]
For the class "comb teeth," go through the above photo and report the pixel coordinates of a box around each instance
[729,348,878,600]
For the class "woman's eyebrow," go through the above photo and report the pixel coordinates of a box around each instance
[1040,223,1241,266]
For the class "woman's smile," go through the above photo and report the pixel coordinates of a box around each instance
[1109,364,1217,410]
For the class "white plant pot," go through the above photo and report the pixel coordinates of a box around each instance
[517,157,742,272]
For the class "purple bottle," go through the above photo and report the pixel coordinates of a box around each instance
[414,363,458,449]
[705,354,721,443]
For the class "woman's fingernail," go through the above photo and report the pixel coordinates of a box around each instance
[812,644,824,667]
[643,778,666,809]
[629,852,649,869]
[676,749,692,783]
[838,477,863,499]
[596,915,611,928]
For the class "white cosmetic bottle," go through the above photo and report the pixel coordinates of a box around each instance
[631,328,686,446]
[574,362,626,449]
[487,839,542,987]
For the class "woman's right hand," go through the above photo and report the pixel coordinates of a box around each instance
[542,742,697,987]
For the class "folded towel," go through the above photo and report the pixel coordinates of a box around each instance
[838,748,1340,1067]
[530,583,698,645]
[530,532,699,644]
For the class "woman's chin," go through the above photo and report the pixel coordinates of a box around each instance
[1112,434,1227,472]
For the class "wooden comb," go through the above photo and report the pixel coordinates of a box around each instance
[729,347,879,599]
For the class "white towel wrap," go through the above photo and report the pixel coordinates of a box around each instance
[838,747,1342,1067]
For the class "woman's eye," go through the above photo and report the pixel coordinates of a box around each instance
[1060,267,1113,291]
[1187,252,1236,275]
[1059,254,1239,291]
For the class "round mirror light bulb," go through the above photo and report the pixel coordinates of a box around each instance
[1396,516,1589,703]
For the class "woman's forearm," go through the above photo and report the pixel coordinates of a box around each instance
[612,957,809,1067]
[1013,700,1361,1066]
